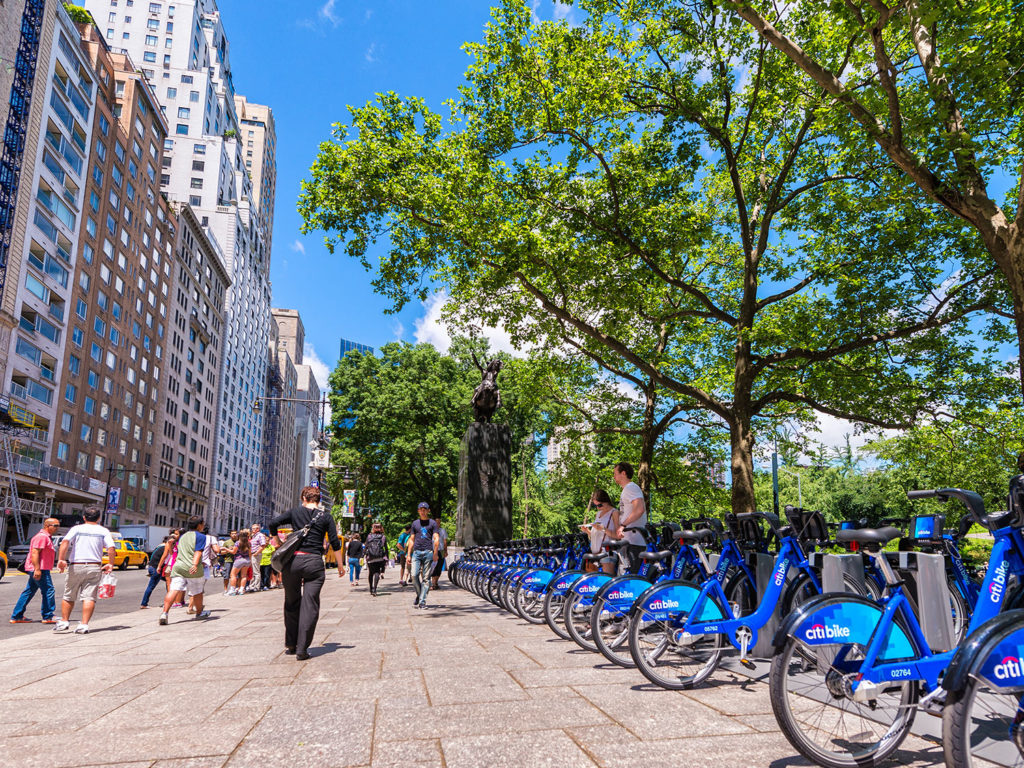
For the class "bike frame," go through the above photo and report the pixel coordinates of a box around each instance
[676,534,818,652]
[851,525,1024,692]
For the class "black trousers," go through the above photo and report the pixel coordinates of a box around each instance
[282,553,325,653]
[367,560,386,592]
[260,563,273,589]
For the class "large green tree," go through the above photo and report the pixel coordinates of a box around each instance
[730,0,1024,393]
[301,0,1010,516]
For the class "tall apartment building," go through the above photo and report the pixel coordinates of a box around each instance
[49,23,176,528]
[0,2,106,547]
[155,201,228,530]
[234,95,274,258]
[258,312,297,519]
[83,0,275,528]
[274,309,327,501]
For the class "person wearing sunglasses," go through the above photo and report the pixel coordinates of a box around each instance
[10,518,60,624]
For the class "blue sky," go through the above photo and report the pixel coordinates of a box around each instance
[218,0,544,386]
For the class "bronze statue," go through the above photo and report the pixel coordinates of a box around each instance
[471,356,503,423]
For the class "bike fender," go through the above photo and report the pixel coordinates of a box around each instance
[594,576,651,610]
[944,610,1024,694]
[546,570,588,596]
[519,569,554,594]
[629,580,725,622]
[777,593,915,660]
[570,573,613,603]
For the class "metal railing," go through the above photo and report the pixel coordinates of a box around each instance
[0,450,93,491]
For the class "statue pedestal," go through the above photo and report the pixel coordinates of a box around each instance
[456,423,512,547]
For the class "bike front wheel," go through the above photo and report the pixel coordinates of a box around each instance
[544,589,570,640]
[516,583,547,624]
[770,632,918,768]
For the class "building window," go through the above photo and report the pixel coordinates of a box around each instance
[57,442,69,460]
[177,107,189,119]
[189,195,201,206]
[176,124,188,135]
[190,178,202,189]
[145,35,157,45]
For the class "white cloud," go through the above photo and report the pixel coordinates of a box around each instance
[365,42,378,64]
[303,342,333,424]
[392,320,405,341]
[318,0,340,27]
[413,290,524,356]
[364,8,373,21]
[290,239,305,255]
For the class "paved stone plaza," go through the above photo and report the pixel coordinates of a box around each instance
[0,572,944,767]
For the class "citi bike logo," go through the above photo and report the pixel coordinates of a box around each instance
[803,623,852,641]
[774,558,789,587]
[578,584,597,594]
[994,656,1024,681]
[990,560,1010,604]
[607,590,634,601]
[648,598,680,610]
[525,576,543,584]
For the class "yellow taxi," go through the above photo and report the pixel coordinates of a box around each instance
[102,540,149,570]
[0,550,7,581]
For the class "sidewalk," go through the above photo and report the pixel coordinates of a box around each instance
[0,573,943,767]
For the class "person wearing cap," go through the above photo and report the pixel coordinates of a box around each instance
[406,502,439,609]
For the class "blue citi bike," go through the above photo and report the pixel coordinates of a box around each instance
[768,478,1024,768]
[626,507,862,690]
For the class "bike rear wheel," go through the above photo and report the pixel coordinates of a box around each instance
[944,680,1024,768]
[516,583,547,624]
[770,632,918,768]
[591,596,635,667]
[627,603,723,689]
[564,591,598,652]
[544,589,570,640]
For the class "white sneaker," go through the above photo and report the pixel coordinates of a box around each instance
[159,612,168,625]
[73,624,89,634]
[53,620,70,632]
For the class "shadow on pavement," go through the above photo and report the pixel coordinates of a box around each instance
[309,641,350,657]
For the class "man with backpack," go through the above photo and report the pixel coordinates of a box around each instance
[363,522,389,596]
[159,516,218,625]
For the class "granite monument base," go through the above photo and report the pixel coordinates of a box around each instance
[456,422,512,547]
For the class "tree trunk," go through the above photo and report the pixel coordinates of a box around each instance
[636,385,657,503]
[729,413,758,516]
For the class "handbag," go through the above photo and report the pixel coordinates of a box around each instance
[271,510,326,573]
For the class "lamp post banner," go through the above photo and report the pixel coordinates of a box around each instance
[342,489,356,518]
[106,487,121,515]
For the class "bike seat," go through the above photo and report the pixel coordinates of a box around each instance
[673,529,714,544]
[606,539,631,550]
[581,553,604,562]
[836,526,902,546]
[639,549,673,562]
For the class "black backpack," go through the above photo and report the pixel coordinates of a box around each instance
[364,534,386,560]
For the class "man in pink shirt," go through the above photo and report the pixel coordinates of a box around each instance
[10,518,59,624]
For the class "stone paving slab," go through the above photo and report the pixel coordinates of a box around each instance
[0,572,945,767]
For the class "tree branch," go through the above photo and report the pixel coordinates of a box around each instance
[755,391,914,429]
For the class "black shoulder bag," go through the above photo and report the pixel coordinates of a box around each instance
[271,510,326,573]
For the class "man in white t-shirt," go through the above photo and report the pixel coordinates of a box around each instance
[55,506,115,634]
[613,461,647,571]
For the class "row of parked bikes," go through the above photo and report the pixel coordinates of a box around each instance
[448,476,1024,768]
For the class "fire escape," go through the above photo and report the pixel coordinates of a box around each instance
[0,0,46,293]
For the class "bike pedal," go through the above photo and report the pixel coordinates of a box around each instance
[739,658,757,671]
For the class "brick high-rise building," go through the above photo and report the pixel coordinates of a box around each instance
[51,23,174,527]
[83,0,276,528]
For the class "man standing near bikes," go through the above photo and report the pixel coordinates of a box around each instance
[613,462,647,571]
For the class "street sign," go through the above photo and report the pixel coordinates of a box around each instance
[312,449,331,469]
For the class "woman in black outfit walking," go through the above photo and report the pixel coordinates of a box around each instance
[268,486,344,660]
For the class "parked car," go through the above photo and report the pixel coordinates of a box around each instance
[102,540,148,570]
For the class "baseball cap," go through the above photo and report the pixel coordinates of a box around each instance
[417,501,430,509]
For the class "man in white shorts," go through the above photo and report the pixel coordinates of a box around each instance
[54,506,116,634]
[159,515,216,624]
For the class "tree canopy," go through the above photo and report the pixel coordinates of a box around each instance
[302,0,1013,517]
